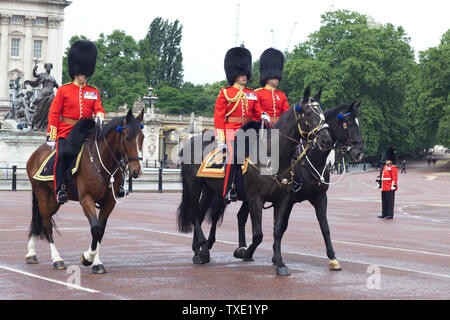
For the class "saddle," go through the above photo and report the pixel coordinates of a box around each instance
[196,148,249,178]
[32,145,84,182]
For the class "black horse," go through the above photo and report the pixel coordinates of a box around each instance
[202,102,365,275]
[177,87,333,273]
[205,101,365,275]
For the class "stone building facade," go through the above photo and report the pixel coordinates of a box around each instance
[0,0,70,112]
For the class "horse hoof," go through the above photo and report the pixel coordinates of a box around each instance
[276,266,291,276]
[25,256,38,265]
[81,255,93,267]
[329,259,342,271]
[233,247,247,259]
[193,251,210,265]
[92,264,107,274]
[53,261,66,270]
[193,254,203,265]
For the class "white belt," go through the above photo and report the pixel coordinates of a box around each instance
[382,178,391,181]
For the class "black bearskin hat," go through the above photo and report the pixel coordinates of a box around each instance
[224,47,252,86]
[386,147,397,164]
[259,48,284,87]
[68,40,97,79]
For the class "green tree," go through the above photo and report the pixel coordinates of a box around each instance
[284,10,416,158]
[408,29,450,150]
[92,30,147,110]
[140,17,184,88]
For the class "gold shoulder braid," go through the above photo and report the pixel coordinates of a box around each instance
[223,88,248,117]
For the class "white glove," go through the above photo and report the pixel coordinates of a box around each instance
[217,142,227,151]
[47,141,56,150]
[95,116,104,128]
[261,112,271,124]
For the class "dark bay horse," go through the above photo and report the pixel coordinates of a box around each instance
[177,87,333,274]
[25,109,144,274]
[206,102,365,275]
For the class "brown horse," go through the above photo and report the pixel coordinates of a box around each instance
[25,109,144,274]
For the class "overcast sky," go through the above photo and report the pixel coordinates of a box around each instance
[63,0,450,85]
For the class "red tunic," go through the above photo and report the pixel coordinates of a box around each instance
[47,81,105,140]
[381,165,398,191]
[214,84,263,142]
[255,85,290,121]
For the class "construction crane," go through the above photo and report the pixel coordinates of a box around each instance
[285,22,298,52]
[271,29,277,48]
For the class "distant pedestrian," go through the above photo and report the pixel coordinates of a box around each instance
[401,160,407,174]
[433,158,436,167]
[377,158,398,220]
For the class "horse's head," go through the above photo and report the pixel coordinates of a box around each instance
[295,86,332,152]
[327,101,365,161]
[115,108,145,179]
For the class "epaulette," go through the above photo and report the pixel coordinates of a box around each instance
[254,88,263,92]
[86,84,98,90]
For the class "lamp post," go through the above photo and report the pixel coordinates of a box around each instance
[143,86,158,109]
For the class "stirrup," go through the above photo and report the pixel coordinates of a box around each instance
[225,188,238,203]
[57,190,68,204]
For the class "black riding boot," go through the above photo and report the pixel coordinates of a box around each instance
[224,163,238,204]
[55,139,68,205]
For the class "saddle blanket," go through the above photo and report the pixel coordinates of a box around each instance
[196,148,248,178]
[32,145,84,182]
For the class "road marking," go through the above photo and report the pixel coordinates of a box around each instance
[0,265,99,293]
[332,240,450,258]
[3,226,449,280]
[398,206,449,224]
[284,251,450,279]
[118,227,450,279]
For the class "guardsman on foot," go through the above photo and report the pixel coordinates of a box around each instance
[47,40,105,204]
[214,47,270,203]
[378,149,398,219]
[255,48,290,126]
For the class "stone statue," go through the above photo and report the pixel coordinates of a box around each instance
[24,62,59,130]
[5,89,34,129]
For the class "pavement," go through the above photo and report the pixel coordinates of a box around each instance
[0,159,448,301]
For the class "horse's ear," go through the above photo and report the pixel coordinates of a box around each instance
[126,108,133,124]
[351,101,361,117]
[303,86,311,102]
[313,86,322,101]
[136,108,144,123]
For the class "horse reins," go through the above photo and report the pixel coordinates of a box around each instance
[248,99,329,188]
[299,113,361,186]
[86,123,142,203]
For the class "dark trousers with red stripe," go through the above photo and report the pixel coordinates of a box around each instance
[222,139,247,201]
[381,190,395,217]
[223,139,235,197]
[53,138,67,196]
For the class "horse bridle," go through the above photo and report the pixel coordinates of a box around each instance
[295,98,329,144]
[330,113,363,154]
[295,112,363,186]
[254,98,329,187]
[115,124,144,164]
[87,123,143,186]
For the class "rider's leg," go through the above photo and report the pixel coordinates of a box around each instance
[54,138,68,204]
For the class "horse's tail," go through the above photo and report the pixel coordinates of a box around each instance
[205,192,226,227]
[29,190,44,239]
[177,166,193,233]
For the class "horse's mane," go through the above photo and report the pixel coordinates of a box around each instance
[98,115,139,139]
[239,121,270,132]
[325,103,353,121]
[272,108,293,129]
